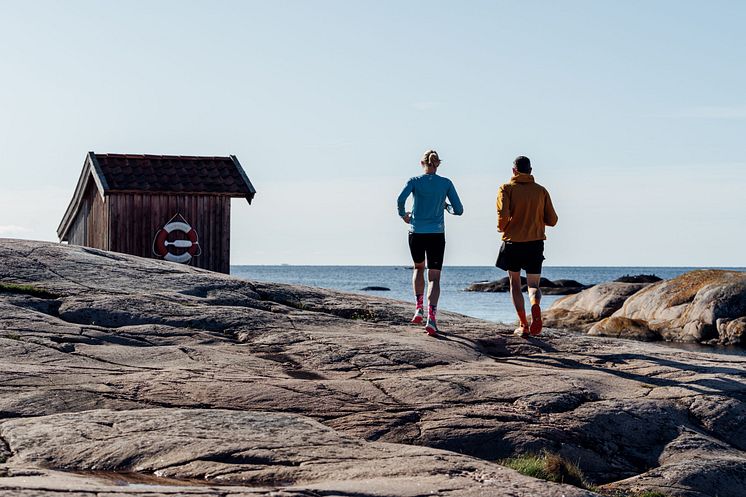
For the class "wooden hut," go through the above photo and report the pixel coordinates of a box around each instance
[57,152,256,274]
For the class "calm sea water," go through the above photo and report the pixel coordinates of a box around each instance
[231,266,745,325]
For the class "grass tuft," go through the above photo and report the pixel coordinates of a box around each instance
[502,453,674,497]
[0,282,58,299]
[501,452,590,489]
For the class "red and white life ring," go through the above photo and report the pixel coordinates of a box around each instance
[152,218,201,263]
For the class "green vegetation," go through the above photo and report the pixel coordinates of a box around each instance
[501,452,672,497]
[3,332,21,341]
[0,282,57,299]
[501,452,590,489]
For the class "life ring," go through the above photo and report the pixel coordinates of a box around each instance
[153,219,201,263]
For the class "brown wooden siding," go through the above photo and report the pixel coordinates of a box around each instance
[66,181,109,249]
[108,193,231,273]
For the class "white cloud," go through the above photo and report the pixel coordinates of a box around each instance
[0,225,32,236]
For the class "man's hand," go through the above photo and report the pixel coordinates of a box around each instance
[402,212,411,224]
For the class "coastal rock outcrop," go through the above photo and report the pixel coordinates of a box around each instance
[466,276,587,294]
[1,239,745,497]
[543,282,653,330]
[589,270,746,345]
[614,274,663,284]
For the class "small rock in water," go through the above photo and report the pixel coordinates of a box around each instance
[465,277,588,295]
[361,286,390,291]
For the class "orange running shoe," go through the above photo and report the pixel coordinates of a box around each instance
[529,303,542,336]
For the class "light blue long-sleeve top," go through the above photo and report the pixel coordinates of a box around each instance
[397,173,464,233]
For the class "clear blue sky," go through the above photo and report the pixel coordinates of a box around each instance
[1,1,744,266]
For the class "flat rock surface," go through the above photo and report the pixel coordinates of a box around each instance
[1,239,746,497]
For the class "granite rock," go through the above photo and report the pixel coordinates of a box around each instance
[590,270,746,344]
[466,276,587,294]
[0,239,745,497]
[544,282,652,330]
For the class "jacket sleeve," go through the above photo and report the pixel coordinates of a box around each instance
[543,189,558,227]
[496,184,511,232]
[446,181,464,215]
[397,179,414,217]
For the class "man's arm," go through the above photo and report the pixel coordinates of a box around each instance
[446,181,464,216]
[397,179,414,218]
[496,184,511,232]
[544,190,558,227]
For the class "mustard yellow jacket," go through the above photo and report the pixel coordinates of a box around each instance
[496,173,558,242]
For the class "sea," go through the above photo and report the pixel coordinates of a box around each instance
[231,265,744,324]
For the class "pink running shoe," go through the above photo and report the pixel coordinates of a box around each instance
[425,317,439,336]
[411,307,424,324]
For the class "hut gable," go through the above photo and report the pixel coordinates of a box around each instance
[57,152,256,274]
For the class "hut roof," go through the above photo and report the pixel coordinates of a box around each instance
[57,152,256,240]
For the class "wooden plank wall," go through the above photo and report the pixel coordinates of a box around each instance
[66,182,109,249]
[108,193,232,273]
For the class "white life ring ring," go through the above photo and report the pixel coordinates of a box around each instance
[153,219,201,263]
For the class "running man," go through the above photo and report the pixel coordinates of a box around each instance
[397,149,463,336]
[496,156,558,337]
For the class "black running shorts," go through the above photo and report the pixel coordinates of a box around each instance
[495,240,545,274]
[408,233,446,270]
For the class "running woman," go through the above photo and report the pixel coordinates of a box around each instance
[397,149,463,336]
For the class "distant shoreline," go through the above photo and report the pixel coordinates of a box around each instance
[231,264,746,269]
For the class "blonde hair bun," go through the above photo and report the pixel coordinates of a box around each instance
[421,149,440,167]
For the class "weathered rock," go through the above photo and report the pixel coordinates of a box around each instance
[588,316,661,341]
[591,270,746,344]
[603,428,746,497]
[614,274,663,284]
[544,282,651,330]
[466,276,587,294]
[2,408,589,495]
[717,316,746,345]
[0,239,745,497]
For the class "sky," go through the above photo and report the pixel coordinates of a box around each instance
[0,0,744,266]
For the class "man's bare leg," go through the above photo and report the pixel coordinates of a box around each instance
[410,262,426,323]
[526,273,542,335]
[509,271,529,335]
